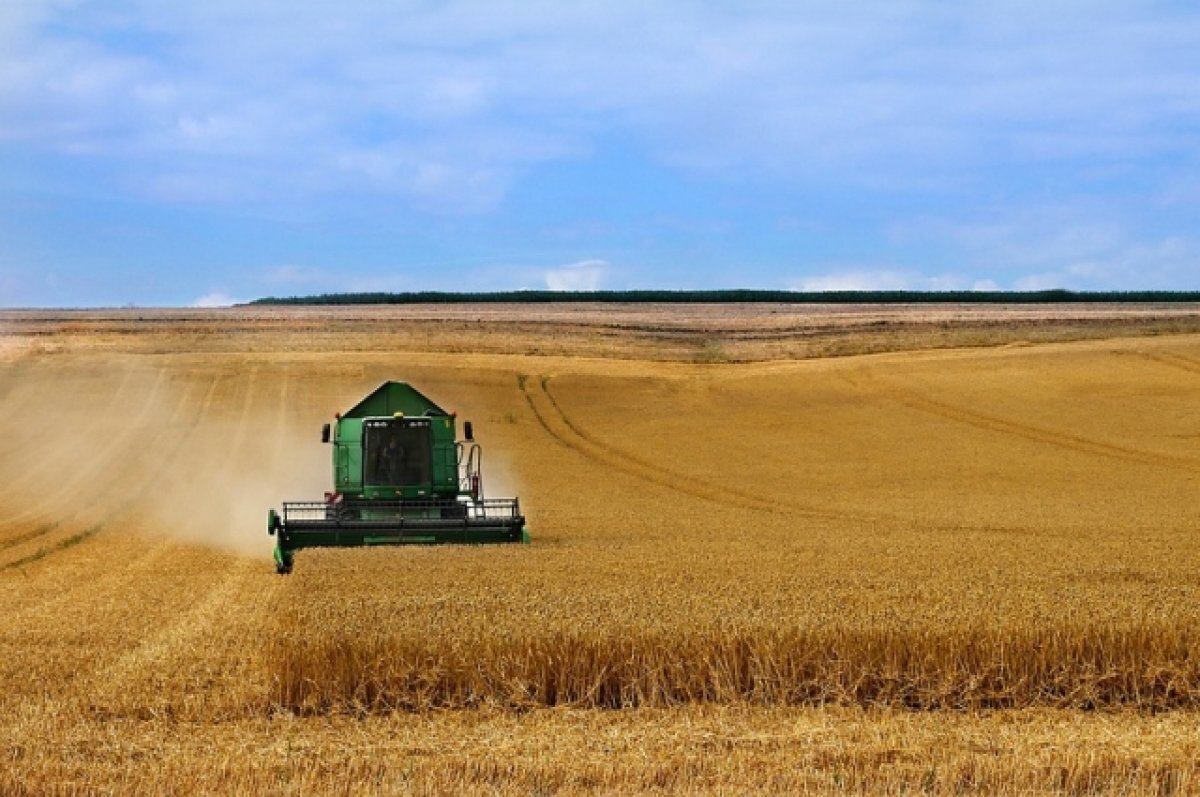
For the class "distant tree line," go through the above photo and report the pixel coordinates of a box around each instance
[248,289,1200,306]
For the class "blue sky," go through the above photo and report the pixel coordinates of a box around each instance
[1,1,1198,307]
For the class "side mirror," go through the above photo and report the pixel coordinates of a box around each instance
[321,423,331,443]
[463,421,474,442]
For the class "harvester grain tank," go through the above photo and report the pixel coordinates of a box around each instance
[267,381,527,573]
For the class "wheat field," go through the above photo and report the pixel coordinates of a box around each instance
[3,305,1200,794]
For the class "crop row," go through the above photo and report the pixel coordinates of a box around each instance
[268,621,1200,713]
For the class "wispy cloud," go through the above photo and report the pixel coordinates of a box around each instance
[902,213,1200,290]
[191,291,242,308]
[792,269,916,292]
[545,259,607,291]
[1005,235,1200,291]
[5,3,1199,204]
[791,268,999,292]
[3,3,1200,304]
[1013,273,1065,291]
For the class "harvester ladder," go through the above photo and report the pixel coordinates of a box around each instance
[457,442,484,500]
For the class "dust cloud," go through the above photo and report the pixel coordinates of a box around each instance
[4,359,330,560]
[5,357,529,562]
[452,389,528,508]
[475,446,523,506]
[0,362,170,536]
[136,397,330,560]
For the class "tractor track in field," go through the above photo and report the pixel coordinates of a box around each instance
[0,368,198,553]
[1135,349,1200,377]
[0,371,225,572]
[227,365,259,460]
[0,360,46,417]
[0,365,161,532]
[521,375,857,522]
[79,368,289,719]
[848,369,1200,474]
[0,532,182,719]
[6,367,285,719]
[0,364,143,517]
[83,556,278,721]
[73,364,292,715]
[0,368,175,549]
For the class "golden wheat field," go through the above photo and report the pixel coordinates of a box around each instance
[3,303,1200,795]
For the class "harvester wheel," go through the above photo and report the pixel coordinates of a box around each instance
[273,544,294,575]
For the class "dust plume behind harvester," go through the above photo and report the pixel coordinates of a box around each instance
[268,381,528,573]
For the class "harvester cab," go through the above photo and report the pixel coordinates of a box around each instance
[268,381,528,573]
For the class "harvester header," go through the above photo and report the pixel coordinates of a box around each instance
[268,381,527,573]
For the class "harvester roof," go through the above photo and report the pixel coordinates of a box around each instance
[341,381,449,419]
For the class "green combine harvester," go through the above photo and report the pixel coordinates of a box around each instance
[268,381,528,573]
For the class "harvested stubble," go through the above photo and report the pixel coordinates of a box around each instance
[6,309,1200,794]
[5,707,1200,795]
[270,622,1200,713]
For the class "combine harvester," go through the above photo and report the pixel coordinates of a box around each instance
[268,381,528,573]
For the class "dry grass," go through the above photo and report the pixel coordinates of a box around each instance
[270,622,1200,713]
[3,306,1200,793]
[5,708,1200,795]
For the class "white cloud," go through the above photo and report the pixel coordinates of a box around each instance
[4,2,1198,208]
[191,291,242,307]
[893,210,1200,291]
[545,259,607,291]
[793,270,915,292]
[790,268,991,292]
[406,161,508,213]
[1013,273,1064,291]
[3,3,1200,301]
[967,222,1197,290]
